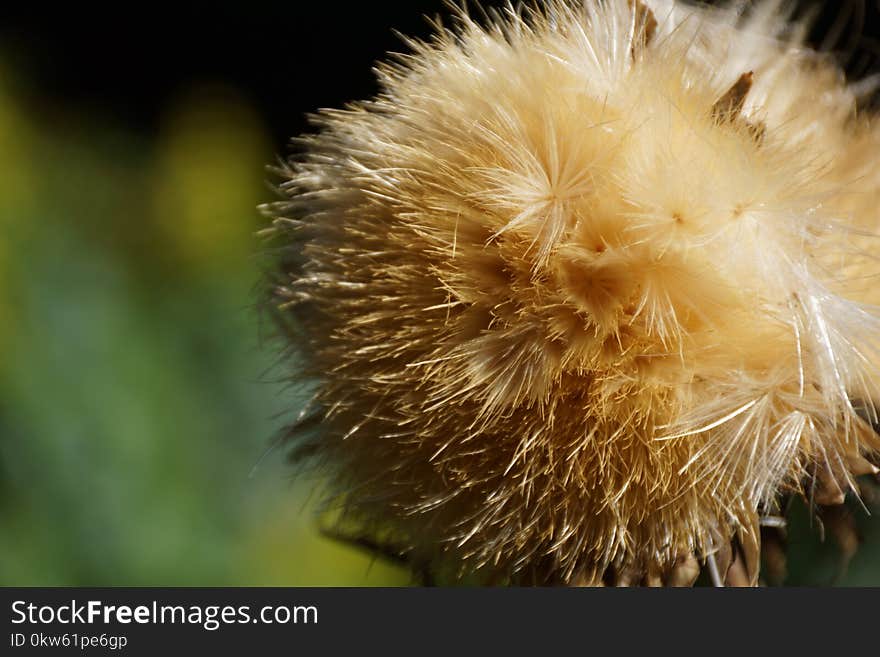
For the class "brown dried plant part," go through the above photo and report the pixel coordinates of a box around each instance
[264,0,880,586]
[628,0,658,57]
[712,71,754,123]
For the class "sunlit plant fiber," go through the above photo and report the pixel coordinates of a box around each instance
[264,0,880,586]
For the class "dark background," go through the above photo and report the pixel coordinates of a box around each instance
[1,1,879,148]
[0,1,878,586]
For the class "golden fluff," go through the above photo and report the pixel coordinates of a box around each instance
[263,0,880,585]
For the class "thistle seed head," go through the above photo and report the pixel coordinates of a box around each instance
[264,0,880,585]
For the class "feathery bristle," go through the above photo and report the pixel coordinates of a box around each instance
[264,0,880,585]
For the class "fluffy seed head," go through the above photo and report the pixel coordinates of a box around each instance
[265,0,880,585]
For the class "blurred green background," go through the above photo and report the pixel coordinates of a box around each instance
[0,1,879,586]
[0,65,409,586]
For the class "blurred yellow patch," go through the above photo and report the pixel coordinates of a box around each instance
[242,491,412,586]
[0,64,37,355]
[153,87,271,273]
